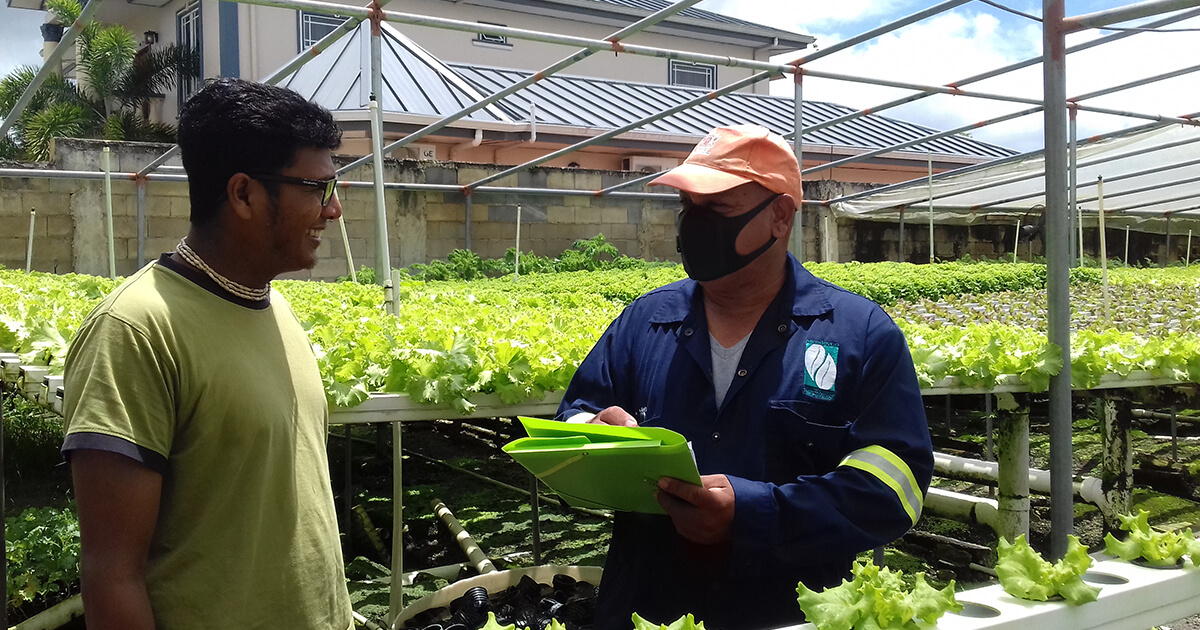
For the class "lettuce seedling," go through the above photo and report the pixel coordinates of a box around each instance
[631,613,706,630]
[996,534,1100,605]
[1104,509,1200,567]
[481,613,516,630]
[795,560,961,630]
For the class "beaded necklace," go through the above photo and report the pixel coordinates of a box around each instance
[174,238,270,302]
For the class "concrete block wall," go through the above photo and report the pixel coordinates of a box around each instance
[7,138,1186,280]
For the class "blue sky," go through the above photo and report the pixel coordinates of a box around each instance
[2,0,1196,152]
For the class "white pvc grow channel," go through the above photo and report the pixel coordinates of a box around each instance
[783,549,1200,630]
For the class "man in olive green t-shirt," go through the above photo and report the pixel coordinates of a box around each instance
[63,79,353,630]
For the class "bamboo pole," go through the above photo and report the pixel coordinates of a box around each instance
[1013,219,1022,263]
[338,215,356,282]
[102,147,116,279]
[24,209,35,272]
[1125,224,1130,265]
[514,203,522,280]
[431,498,498,575]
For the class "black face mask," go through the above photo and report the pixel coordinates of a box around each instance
[676,193,780,282]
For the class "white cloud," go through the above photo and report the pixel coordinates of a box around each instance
[697,1,1199,154]
[698,0,905,28]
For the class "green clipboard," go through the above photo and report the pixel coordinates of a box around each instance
[502,416,702,514]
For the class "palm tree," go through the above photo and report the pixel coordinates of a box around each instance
[0,0,198,161]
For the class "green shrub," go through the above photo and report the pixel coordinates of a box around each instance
[5,506,80,614]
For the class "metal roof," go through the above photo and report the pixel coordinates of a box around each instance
[279,21,512,123]
[578,0,790,31]
[832,124,1200,228]
[454,0,813,48]
[283,20,1015,162]
[449,64,1018,160]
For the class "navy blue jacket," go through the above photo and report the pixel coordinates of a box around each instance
[556,254,933,630]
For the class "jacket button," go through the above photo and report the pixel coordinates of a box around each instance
[684,328,693,336]
[778,324,787,333]
[711,432,720,441]
[737,369,748,377]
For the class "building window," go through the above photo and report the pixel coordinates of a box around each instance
[474,22,510,48]
[298,11,349,51]
[669,59,716,90]
[176,0,203,108]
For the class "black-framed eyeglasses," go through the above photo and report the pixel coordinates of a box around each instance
[249,173,338,207]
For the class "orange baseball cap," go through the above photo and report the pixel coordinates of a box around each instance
[649,125,802,202]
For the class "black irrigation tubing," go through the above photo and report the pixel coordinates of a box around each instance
[401,448,613,520]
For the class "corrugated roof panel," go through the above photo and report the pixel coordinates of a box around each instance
[285,22,506,122]
[448,64,1017,159]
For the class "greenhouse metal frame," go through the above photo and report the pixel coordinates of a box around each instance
[2,0,1200,625]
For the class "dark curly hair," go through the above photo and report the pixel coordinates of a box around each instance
[177,78,342,229]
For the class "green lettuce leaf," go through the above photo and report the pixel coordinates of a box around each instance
[795,561,961,630]
[996,534,1099,605]
[1104,509,1197,567]
[630,613,706,630]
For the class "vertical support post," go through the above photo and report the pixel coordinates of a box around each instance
[873,546,885,567]
[368,5,394,314]
[1013,219,1022,263]
[1097,177,1109,324]
[996,405,1031,543]
[136,178,147,267]
[1165,214,1172,266]
[369,99,393,314]
[1042,0,1073,560]
[1124,225,1130,265]
[344,423,353,556]
[985,394,995,499]
[898,207,905,262]
[927,152,934,264]
[25,209,36,272]
[464,194,473,252]
[1188,230,1193,266]
[389,421,404,622]
[103,146,117,279]
[1,381,6,630]
[1098,396,1132,532]
[338,215,357,282]
[1170,407,1178,461]
[792,73,805,262]
[514,203,522,280]
[530,475,541,565]
[1069,106,1081,267]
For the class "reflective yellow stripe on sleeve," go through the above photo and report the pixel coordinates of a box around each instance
[838,445,923,526]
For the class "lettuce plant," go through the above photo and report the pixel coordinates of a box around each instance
[795,561,961,630]
[996,534,1099,605]
[631,613,706,630]
[1104,510,1200,567]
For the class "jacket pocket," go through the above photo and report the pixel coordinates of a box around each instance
[765,399,851,479]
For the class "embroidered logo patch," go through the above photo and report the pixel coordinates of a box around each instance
[804,340,839,400]
[694,131,720,155]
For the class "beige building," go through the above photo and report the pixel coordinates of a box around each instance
[13,0,1014,184]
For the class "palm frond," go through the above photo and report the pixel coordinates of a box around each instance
[78,24,138,110]
[0,66,40,117]
[116,44,200,110]
[45,0,81,26]
[21,102,89,161]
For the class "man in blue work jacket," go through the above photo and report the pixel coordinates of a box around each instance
[556,125,933,630]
